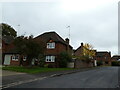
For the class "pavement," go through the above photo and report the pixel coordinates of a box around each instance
[4,66,119,88]
[2,70,26,76]
[1,67,100,89]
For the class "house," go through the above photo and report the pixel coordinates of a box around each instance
[34,31,73,67]
[2,36,28,66]
[73,43,95,68]
[111,55,120,61]
[95,51,111,65]
[74,42,96,58]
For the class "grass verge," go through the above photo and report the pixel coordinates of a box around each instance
[2,66,75,74]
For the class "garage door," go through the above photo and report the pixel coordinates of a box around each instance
[4,55,11,65]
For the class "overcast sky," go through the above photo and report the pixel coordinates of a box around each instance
[1,0,119,56]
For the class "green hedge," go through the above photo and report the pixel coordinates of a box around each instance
[111,61,120,66]
[97,61,103,66]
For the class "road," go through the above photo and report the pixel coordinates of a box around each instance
[8,67,119,88]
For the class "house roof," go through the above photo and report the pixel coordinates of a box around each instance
[2,36,14,44]
[112,55,120,59]
[3,45,18,54]
[96,51,110,56]
[34,31,72,48]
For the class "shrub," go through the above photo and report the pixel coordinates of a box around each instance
[38,55,45,67]
[97,61,103,66]
[58,52,72,68]
[78,55,91,64]
[44,64,49,68]
[48,64,54,68]
[111,61,120,66]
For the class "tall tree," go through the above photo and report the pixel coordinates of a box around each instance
[14,35,45,66]
[0,23,17,37]
[83,43,96,58]
[82,43,96,63]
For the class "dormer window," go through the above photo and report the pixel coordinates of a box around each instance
[47,42,55,49]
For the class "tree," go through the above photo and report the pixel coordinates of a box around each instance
[58,52,72,68]
[14,35,45,66]
[83,43,95,58]
[0,23,17,37]
[74,43,96,63]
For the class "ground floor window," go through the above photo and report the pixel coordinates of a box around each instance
[12,55,19,61]
[23,56,27,61]
[46,56,55,62]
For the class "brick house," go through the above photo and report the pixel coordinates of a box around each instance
[73,43,95,68]
[95,51,111,65]
[74,42,96,58]
[2,36,28,66]
[34,31,73,67]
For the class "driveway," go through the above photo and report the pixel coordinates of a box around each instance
[2,70,26,76]
[7,66,119,88]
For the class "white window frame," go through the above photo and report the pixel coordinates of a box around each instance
[46,56,55,62]
[47,42,55,49]
[12,55,19,61]
[23,56,27,61]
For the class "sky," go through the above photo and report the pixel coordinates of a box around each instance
[0,0,119,56]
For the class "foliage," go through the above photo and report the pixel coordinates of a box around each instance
[44,64,49,68]
[0,23,17,37]
[74,43,96,63]
[58,52,72,68]
[2,66,74,74]
[83,43,96,58]
[75,55,91,63]
[111,61,120,66]
[14,35,45,66]
[38,54,45,67]
[97,61,103,66]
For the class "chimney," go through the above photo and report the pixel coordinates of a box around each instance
[65,38,69,44]
[81,42,83,46]
[109,51,111,56]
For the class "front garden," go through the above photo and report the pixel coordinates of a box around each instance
[2,66,74,74]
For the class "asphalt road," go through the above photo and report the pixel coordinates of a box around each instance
[9,67,119,88]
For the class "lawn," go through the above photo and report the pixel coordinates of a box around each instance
[2,66,75,74]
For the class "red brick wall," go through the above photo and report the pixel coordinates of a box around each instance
[10,60,20,66]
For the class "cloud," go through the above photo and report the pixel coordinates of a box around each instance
[2,1,118,56]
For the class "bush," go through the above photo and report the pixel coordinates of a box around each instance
[97,61,103,66]
[44,64,49,68]
[38,55,45,67]
[111,61,120,66]
[58,52,72,68]
[48,64,54,68]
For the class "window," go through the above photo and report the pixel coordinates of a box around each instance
[23,56,27,61]
[46,56,55,62]
[12,55,19,61]
[47,42,55,49]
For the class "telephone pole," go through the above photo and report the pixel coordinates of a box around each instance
[67,25,70,41]
[17,24,20,36]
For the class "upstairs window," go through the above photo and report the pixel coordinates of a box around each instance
[47,42,55,49]
[46,56,55,62]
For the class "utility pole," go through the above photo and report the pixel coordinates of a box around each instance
[67,25,70,41]
[66,26,71,54]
